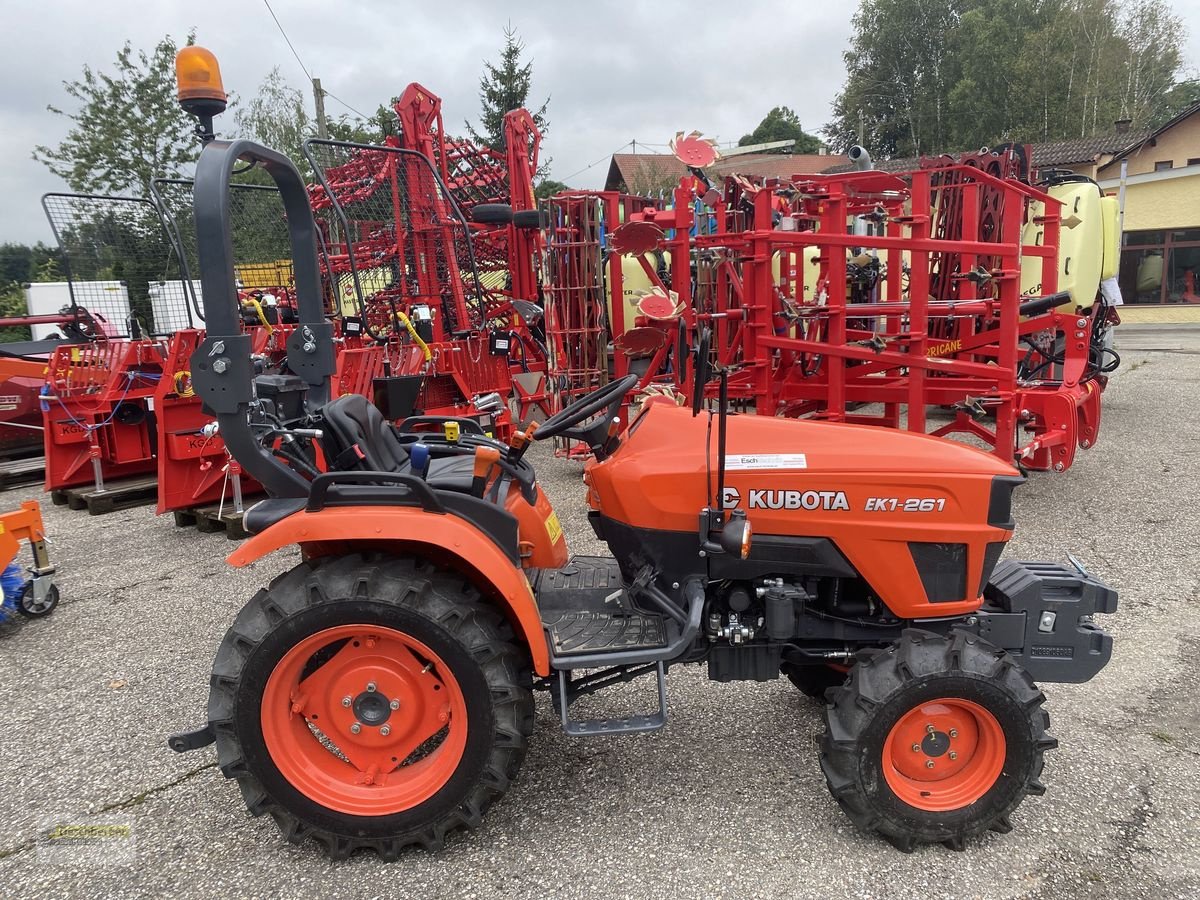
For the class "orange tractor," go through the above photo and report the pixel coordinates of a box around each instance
[168,51,1116,857]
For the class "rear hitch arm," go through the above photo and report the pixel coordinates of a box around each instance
[167,724,215,753]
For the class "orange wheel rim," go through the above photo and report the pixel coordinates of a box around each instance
[882,698,1006,812]
[261,624,468,816]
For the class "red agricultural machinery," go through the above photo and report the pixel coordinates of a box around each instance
[19,66,549,529]
[540,140,1118,473]
[305,82,550,441]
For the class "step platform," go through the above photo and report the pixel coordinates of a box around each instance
[537,556,667,658]
[537,557,671,736]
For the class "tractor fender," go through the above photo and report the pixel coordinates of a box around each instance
[226,505,550,676]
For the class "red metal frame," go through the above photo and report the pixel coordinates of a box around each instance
[541,149,1107,472]
[153,329,272,514]
[42,339,167,491]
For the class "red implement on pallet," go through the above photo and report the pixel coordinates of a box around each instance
[42,339,165,492]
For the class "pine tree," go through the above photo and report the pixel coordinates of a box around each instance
[466,24,549,153]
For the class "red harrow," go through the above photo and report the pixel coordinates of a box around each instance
[305,82,549,439]
[541,142,1116,473]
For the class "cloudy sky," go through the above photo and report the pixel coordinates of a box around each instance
[2,0,1198,245]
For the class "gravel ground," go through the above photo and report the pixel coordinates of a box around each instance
[0,327,1196,899]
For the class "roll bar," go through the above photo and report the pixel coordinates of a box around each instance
[189,139,336,498]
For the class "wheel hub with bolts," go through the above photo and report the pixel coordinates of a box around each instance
[352,687,394,728]
[882,697,1007,811]
[262,624,464,815]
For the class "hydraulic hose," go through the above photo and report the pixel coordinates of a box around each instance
[394,311,432,362]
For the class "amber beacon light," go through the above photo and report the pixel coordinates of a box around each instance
[175,46,227,120]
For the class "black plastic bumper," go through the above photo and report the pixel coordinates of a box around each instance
[973,559,1118,683]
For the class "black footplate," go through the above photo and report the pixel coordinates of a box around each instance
[543,609,667,656]
[536,556,667,659]
[977,558,1118,683]
[534,556,625,611]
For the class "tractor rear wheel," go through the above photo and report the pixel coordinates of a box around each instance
[819,629,1055,851]
[207,554,534,859]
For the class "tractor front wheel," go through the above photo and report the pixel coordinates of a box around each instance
[820,629,1055,851]
[207,554,534,859]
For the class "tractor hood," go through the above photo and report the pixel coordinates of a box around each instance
[585,400,1021,617]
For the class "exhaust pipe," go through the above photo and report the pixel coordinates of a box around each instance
[848,145,873,171]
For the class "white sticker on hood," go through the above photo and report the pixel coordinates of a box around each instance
[724,453,807,470]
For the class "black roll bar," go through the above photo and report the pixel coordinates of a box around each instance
[189,139,336,499]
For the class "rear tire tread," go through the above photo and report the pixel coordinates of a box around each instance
[207,553,534,859]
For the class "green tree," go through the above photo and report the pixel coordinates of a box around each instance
[738,107,822,152]
[466,24,550,153]
[0,284,32,342]
[327,104,400,144]
[826,0,1184,157]
[0,243,61,286]
[534,178,569,199]
[235,67,311,165]
[34,33,200,197]
[1154,78,1200,126]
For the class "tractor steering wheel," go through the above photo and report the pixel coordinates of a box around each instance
[535,374,640,444]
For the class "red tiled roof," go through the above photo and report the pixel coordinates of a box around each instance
[605,152,841,191]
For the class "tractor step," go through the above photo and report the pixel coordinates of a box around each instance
[172,504,250,540]
[543,609,667,657]
[555,662,668,737]
[537,556,667,661]
[50,475,159,515]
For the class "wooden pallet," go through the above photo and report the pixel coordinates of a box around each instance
[172,503,250,540]
[0,456,45,492]
[49,475,159,515]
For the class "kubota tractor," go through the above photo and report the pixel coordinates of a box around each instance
[167,53,1116,858]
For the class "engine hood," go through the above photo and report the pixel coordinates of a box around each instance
[585,401,1020,617]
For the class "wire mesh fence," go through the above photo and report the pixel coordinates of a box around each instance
[40,193,191,338]
[304,139,486,339]
[152,176,313,324]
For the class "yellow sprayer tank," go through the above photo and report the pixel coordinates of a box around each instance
[614,253,671,329]
[1020,179,1104,311]
[1100,195,1120,281]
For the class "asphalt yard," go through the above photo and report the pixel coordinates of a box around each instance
[0,323,1196,899]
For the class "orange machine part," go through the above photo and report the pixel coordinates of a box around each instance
[882,698,1007,812]
[587,402,1017,619]
[260,623,468,816]
[504,480,568,569]
[228,505,550,675]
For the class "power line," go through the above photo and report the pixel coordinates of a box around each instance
[561,142,633,182]
[261,0,312,82]
[323,89,372,122]
[261,0,374,124]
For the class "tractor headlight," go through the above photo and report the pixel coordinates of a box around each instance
[720,512,752,560]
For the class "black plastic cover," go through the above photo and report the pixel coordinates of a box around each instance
[988,475,1025,529]
[909,542,968,603]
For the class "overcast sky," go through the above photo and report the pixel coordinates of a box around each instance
[2,0,1198,245]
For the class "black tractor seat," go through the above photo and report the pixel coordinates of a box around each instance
[319,393,476,492]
